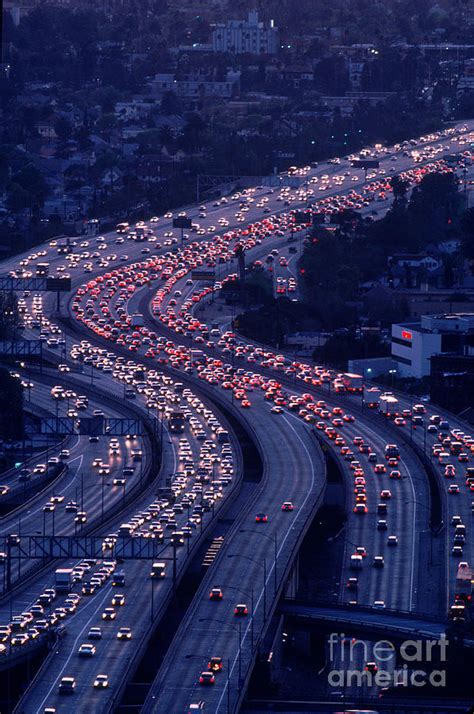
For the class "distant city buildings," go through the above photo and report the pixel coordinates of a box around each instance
[211,12,279,55]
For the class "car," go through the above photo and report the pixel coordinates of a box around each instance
[452,545,463,557]
[111,594,125,606]
[234,603,248,616]
[78,643,96,657]
[377,520,388,530]
[389,470,401,479]
[448,484,460,494]
[59,676,76,694]
[93,674,109,689]
[380,490,392,499]
[281,501,294,511]
[353,503,368,514]
[102,608,116,620]
[255,513,268,523]
[209,588,223,601]
[373,556,384,568]
[208,656,223,672]
[199,671,215,685]
[373,600,386,608]
[88,627,102,640]
[117,627,132,640]
[374,464,386,474]
[387,535,398,546]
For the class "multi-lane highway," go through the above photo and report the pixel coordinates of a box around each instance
[0,120,473,713]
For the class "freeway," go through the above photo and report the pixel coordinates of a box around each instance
[1,120,473,712]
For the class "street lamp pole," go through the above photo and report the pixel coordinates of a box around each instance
[263,557,267,621]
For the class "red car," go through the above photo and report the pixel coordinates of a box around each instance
[255,513,268,523]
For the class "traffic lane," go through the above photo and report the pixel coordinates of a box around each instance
[1,122,469,277]
[146,411,324,712]
[331,421,418,612]
[11,124,469,294]
[20,428,228,713]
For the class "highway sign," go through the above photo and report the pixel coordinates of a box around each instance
[293,211,312,225]
[351,159,380,169]
[10,536,165,559]
[172,217,192,229]
[46,277,72,291]
[0,276,71,291]
[0,340,42,357]
[192,270,215,281]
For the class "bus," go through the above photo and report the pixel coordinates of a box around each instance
[168,411,185,434]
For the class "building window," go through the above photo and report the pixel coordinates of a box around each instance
[392,336,412,348]
[392,354,412,365]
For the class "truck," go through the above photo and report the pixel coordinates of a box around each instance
[168,411,185,434]
[131,314,144,327]
[455,565,473,606]
[379,395,399,416]
[384,444,400,460]
[189,349,205,366]
[150,562,166,578]
[364,386,381,408]
[35,262,49,277]
[341,373,363,393]
[55,568,73,594]
[112,570,126,587]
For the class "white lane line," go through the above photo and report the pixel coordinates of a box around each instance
[406,461,417,611]
[37,582,113,710]
[215,414,317,713]
[0,455,85,536]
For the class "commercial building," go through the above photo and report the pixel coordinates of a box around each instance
[211,12,279,55]
[391,313,474,378]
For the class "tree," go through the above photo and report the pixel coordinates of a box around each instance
[55,116,73,142]
[158,124,175,148]
[390,174,410,206]
[461,207,474,260]
[0,292,21,340]
[11,164,47,204]
[6,183,31,213]
[0,367,23,441]
[160,91,182,116]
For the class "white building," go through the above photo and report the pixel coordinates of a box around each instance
[391,313,474,378]
[212,12,279,55]
[458,58,474,92]
[150,71,240,99]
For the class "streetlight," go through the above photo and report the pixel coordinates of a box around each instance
[198,618,243,692]
[405,499,433,565]
[216,579,255,650]
[239,528,278,594]
[228,552,267,621]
